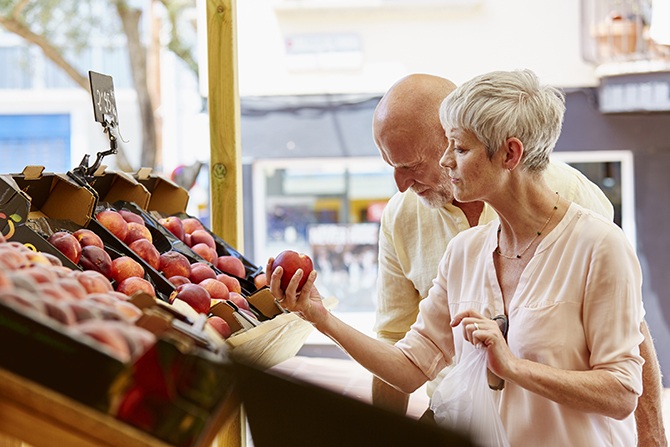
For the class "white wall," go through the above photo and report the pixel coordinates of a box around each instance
[236,0,598,96]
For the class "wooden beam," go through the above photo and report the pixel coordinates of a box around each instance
[207,0,243,253]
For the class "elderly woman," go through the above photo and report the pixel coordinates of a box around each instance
[268,69,644,446]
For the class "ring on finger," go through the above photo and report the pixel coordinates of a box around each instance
[277,297,286,303]
[474,322,480,331]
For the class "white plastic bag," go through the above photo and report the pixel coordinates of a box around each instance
[430,345,510,447]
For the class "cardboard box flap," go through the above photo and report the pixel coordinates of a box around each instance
[133,168,189,214]
[21,165,45,180]
[12,170,97,227]
[89,170,151,210]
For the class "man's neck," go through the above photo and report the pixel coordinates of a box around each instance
[453,200,485,228]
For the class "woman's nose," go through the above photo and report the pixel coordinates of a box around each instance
[393,168,414,193]
[440,146,454,169]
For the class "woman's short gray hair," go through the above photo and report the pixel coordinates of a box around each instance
[439,69,566,172]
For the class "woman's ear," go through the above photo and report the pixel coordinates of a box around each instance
[504,137,524,171]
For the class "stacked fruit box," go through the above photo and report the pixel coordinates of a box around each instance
[0,165,333,447]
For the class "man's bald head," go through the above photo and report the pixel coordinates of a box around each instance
[373,74,458,208]
[373,74,457,146]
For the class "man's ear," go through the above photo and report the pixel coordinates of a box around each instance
[504,137,524,171]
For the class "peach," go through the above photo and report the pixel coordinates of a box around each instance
[128,239,160,270]
[0,269,11,289]
[217,255,246,278]
[118,210,145,225]
[47,231,82,264]
[190,262,216,284]
[216,272,242,294]
[72,228,104,249]
[254,273,268,289]
[96,210,129,242]
[42,299,77,325]
[169,283,211,315]
[72,270,114,294]
[270,250,314,292]
[158,251,191,278]
[117,277,155,297]
[24,251,52,266]
[86,293,117,307]
[57,277,88,300]
[181,218,204,235]
[158,216,185,242]
[114,300,143,321]
[190,230,216,250]
[111,256,145,284]
[0,247,27,270]
[124,222,153,245]
[39,252,63,267]
[37,283,73,301]
[228,291,250,312]
[17,265,57,284]
[191,243,217,264]
[63,301,98,322]
[199,278,229,301]
[207,316,231,339]
[0,289,44,314]
[80,245,113,279]
[168,275,191,287]
[76,320,131,363]
[184,233,192,247]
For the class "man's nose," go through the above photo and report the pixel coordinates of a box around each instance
[393,168,414,193]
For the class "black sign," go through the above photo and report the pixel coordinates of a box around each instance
[88,71,118,126]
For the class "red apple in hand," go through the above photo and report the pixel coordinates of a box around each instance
[270,250,314,292]
[169,284,211,314]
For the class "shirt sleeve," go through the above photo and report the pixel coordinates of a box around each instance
[583,223,645,394]
[373,210,422,345]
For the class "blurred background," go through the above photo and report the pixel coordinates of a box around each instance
[1,0,669,384]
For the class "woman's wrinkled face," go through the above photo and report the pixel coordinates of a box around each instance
[440,128,502,204]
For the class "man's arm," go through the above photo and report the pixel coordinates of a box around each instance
[636,320,667,447]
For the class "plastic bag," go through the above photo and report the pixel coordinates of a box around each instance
[430,345,510,447]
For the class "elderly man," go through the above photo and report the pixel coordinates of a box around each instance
[371,73,666,446]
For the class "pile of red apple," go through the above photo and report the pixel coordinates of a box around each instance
[95,209,264,338]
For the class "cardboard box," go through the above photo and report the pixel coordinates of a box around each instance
[11,165,97,227]
[88,169,151,211]
[134,168,189,216]
[0,175,30,241]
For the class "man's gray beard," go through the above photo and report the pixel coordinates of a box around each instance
[414,187,453,208]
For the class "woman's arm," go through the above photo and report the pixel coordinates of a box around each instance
[452,310,639,420]
[268,261,430,394]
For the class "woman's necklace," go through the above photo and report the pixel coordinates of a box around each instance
[496,192,560,260]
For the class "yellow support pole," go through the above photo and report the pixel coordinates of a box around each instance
[207,0,244,446]
[207,0,243,254]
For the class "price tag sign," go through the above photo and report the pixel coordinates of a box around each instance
[88,71,118,126]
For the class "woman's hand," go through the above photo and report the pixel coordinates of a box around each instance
[266,257,329,327]
[451,308,516,380]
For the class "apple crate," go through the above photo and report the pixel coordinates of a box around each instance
[0,299,126,413]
